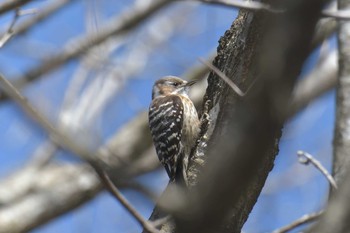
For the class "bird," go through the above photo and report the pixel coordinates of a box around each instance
[148,76,200,185]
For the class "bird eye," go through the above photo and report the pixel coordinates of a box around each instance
[166,81,179,87]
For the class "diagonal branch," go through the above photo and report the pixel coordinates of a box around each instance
[92,166,160,233]
[0,73,156,232]
[0,0,32,15]
[297,151,338,190]
[167,1,328,233]
[188,0,283,13]
[0,164,102,233]
[0,55,210,232]
[0,0,75,46]
[272,210,324,233]
[194,0,350,19]
[0,0,171,102]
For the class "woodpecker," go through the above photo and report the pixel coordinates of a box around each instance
[149,76,200,184]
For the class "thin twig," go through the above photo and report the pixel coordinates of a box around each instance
[199,58,256,97]
[0,0,74,39]
[297,150,338,189]
[0,8,20,48]
[1,0,170,99]
[58,2,189,134]
[92,166,160,233]
[0,72,94,161]
[0,73,158,232]
[272,210,324,233]
[0,73,54,133]
[0,7,38,48]
[193,0,350,20]
[189,0,283,13]
[0,0,32,15]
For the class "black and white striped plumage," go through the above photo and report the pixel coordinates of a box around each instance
[149,76,199,184]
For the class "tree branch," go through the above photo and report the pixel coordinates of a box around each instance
[0,164,102,233]
[272,210,323,233]
[0,72,158,231]
[0,0,171,101]
[333,0,350,186]
[0,0,74,46]
[305,0,350,232]
[193,0,350,19]
[92,166,160,233]
[0,141,56,205]
[144,1,328,233]
[0,0,31,15]
[0,57,208,231]
[297,150,338,190]
[174,1,327,232]
[289,51,337,116]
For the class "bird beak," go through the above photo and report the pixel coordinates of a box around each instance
[185,80,197,87]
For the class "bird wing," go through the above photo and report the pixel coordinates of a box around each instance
[148,95,184,180]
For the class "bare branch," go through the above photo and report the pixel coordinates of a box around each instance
[0,145,159,231]
[0,7,37,47]
[289,51,337,116]
[192,0,350,19]
[308,164,350,233]
[332,0,350,187]
[0,0,31,15]
[202,49,337,117]
[0,0,74,44]
[0,141,56,205]
[59,3,194,137]
[0,70,163,233]
[0,0,171,102]
[0,73,97,162]
[0,164,102,233]
[0,8,20,48]
[272,210,324,233]
[187,0,283,13]
[168,1,327,233]
[309,1,350,231]
[322,9,350,19]
[92,167,160,233]
[199,58,246,96]
[0,51,208,231]
[312,18,336,50]
[297,150,338,190]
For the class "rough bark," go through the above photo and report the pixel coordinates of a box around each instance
[333,0,350,186]
[145,1,327,233]
[174,1,326,233]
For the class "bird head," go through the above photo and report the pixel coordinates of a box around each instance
[152,76,196,99]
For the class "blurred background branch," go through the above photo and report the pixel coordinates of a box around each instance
[0,0,344,232]
[0,0,32,15]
